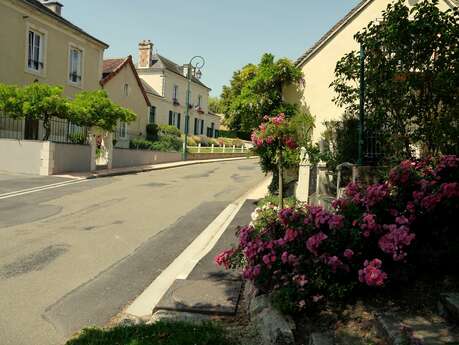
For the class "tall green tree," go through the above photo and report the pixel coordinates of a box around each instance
[208,96,224,114]
[331,0,459,158]
[221,54,304,132]
[70,90,136,132]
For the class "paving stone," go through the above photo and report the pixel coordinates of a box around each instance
[155,279,242,316]
[440,293,459,324]
[309,332,334,345]
[376,311,459,345]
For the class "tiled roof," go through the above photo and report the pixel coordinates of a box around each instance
[295,0,372,67]
[101,56,151,107]
[21,0,108,48]
[103,58,126,76]
[150,54,212,91]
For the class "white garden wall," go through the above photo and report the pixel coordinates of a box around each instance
[112,148,181,169]
[0,139,46,175]
[52,143,91,174]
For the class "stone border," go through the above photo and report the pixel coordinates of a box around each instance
[244,282,296,345]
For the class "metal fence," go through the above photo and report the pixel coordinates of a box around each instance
[364,132,385,165]
[0,114,89,144]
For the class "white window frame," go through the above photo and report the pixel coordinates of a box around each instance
[197,95,202,107]
[118,122,128,139]
[25,23,48,77]
[123,83,130,97]
[68,43,84,87]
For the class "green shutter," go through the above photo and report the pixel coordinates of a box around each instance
[177,113,181,129]
[169,111,172,125]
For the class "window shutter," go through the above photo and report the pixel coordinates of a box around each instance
[177,113,181,129]
[200,120,204,135]
[169,111,173,125]
[194,118,198,135]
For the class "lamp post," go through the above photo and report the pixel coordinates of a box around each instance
[358,43,365,166]
[182,56,205,161]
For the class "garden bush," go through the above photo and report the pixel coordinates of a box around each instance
[129,134,182,152]
[159,124,181,137]
[146,123,159,141]
[216,155,459,314]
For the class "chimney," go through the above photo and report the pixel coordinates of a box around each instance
[138,40,153,68]
[41,1,63,15]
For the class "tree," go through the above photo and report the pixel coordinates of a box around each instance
[221,54,304,132]
[0,83,70,140]
[331,0,459,158]
[0,84,23,118]
[70,90,136,131]
[208,96,224,114]
[21,83,70,140]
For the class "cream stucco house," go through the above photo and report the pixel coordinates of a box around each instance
[0,0,108,140]
[284,0,456,143]
[136,40,220,138]
[101,56,152,148]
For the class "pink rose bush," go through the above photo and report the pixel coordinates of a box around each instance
[216,155,458,314]
[251,113,298,152]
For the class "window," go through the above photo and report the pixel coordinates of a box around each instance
[149,106,156,124]
[197,95,202,107]
[118,122,127,139]
[207,122,215,137]
[173,85,178,100]
[69,46,82,84]
[169,111,181,129]
[194,118,204,135]
[27,30,44,72]
[123,83,129,96]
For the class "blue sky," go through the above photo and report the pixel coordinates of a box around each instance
[59,0,360,96]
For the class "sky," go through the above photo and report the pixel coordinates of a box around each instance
[59,0,361,96]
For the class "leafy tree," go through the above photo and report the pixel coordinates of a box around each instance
[70,90,136,132]
[21,83,70,140]
[221,54,304,132]
[208,96,224,114]
[331,0,459,158]
[0,83,70,140]
[0,84,23,118]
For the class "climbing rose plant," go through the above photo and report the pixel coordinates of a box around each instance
[216,156,459,314]
[251,113,298,208]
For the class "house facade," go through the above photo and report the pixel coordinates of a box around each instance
[101,56,151,148]
[136,40,220,138]
[283,0,456,143]
[0,0,108,141]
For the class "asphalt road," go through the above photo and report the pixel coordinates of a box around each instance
[0,159,264,345]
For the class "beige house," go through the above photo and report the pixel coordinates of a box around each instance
[0,0,108,141]
[136,40,220,138]
[284,0,456,143]
[101,56,151,148]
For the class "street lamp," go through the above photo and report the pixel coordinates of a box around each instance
[182,56,205,161]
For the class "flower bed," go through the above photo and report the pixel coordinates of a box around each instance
[216,156,459,314]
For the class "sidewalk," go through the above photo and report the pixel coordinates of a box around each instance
[52,156,258,180]
[55,156,258,180]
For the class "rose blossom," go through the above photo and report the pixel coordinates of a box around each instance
[306,232,328,256]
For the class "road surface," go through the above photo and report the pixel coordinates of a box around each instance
[0,159,264,345]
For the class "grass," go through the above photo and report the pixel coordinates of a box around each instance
[65,321,235,345]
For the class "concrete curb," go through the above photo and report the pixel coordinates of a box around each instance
[58,156,258,180]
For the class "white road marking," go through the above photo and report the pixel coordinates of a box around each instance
[0,179,90,200]
[126,176,271,317]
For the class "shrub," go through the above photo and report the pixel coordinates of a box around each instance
[68,132,87,145]
[159,125,181,137]
[130,138,152,150]
[216,155,459,314]
[150,134,181,152]
[185,135,197,147]
[146,124,159,141]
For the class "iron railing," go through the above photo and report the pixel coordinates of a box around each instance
[0,114,89,144]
